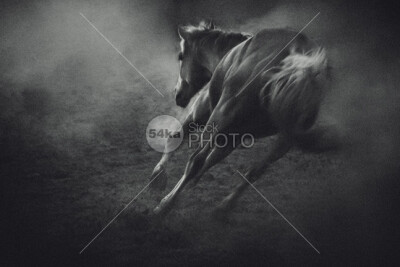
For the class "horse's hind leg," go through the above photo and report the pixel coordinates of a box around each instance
[214,134,292,216]
[153,105,238,216]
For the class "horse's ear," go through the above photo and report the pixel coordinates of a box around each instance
[178,26,190,40]
[208,20,215,30]
[201,20,215,30]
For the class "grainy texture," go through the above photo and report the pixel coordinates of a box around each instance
[1,0,399,266]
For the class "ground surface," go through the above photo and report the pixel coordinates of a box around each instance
[1,120,352,266]
[1,0,400,265]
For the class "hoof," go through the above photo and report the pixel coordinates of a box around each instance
[151,206,168,223]
[153,199,169,216]
[153,205,162,215]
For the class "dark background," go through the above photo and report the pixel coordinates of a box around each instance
[1,0,399,266]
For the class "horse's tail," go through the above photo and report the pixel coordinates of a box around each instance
[263,47,329,135]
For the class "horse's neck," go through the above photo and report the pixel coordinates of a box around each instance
[201,32,249,73]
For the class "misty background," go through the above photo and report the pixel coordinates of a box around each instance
[1,0,399,266]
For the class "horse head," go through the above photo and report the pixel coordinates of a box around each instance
[174,21,215,107]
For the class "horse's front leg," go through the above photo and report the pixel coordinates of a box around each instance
[153,105,238,216]
[149,114,193,191]
[150,88,211,191]
[214,134,292,216]
[152,140,211,215]
[153,138,236,216]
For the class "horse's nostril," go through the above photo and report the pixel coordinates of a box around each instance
[176,91,186,107]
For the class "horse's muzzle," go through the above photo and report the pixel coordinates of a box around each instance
[175,91,189,107]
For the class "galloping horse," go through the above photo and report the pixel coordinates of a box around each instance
[151,22,328,217]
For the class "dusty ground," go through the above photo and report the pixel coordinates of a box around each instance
[1,0,400,266]
[0,114,358,266]
[1,77,399,266]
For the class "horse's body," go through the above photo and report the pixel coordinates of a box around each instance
[151,23,328,217]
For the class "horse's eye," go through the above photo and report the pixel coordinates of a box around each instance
[178,52,183,61]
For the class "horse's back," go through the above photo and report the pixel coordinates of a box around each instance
[208,28,327,137]
[210,28,318,102]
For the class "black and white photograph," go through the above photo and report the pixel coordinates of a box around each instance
[1,0,399,266]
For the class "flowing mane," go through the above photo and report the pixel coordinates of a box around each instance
[181,22,252,60]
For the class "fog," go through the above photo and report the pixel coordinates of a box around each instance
[1,0,399,265]
[2,0,399,160]
[0,0,179,157]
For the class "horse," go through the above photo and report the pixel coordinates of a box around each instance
[151,21,329,217]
